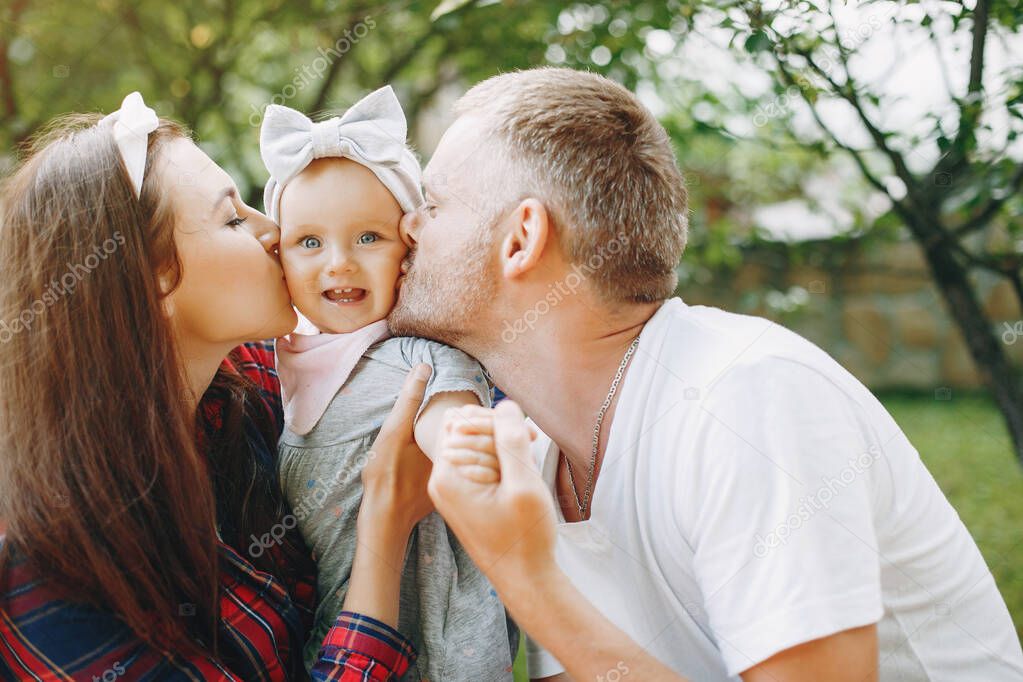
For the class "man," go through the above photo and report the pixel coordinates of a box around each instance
[390,67,1023,681]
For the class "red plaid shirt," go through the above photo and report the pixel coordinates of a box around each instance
[0,342,416,681]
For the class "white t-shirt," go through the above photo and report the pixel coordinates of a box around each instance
[526,298,1023,680]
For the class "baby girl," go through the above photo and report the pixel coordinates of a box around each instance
[260,86,516,680]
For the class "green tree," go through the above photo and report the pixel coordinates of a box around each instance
[4,0,1020,460]
[706,0,1023,463]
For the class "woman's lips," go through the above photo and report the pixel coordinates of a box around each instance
[323,287,367,304]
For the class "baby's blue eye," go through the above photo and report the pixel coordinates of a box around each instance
[357,233,379,245]
[300,236,322,249]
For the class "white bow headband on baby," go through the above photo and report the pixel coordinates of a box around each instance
[260,85,423,223]
[100,92,159,198]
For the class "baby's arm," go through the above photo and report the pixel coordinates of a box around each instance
[414,391,481,461]
[434,404,538,483]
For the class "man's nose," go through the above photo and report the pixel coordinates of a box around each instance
[400,210,421,249]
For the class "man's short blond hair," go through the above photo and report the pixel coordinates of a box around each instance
[454,67,688,304]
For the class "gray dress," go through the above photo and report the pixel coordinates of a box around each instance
[278,336,518,681]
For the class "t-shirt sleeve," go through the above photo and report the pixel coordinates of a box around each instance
[526,634,566,678]
[397,338,492,421]
[681,356,885,676]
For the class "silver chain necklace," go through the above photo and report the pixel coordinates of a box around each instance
[564,335,640,519]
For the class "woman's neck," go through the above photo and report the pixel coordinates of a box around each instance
[177,337,234,409]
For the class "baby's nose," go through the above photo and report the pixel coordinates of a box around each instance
[326,248,358,276]
[399,210,421,249]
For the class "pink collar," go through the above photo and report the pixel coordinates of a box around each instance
[276,317,391,435]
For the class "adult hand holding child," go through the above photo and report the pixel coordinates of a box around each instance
[345,364,435,628]
[430,401,555,578]
[431,401,686,681]
[360,364,436,532]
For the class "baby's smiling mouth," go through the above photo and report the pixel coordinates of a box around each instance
[323,287,368,304]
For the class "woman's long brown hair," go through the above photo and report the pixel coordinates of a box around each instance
[0,115,223,655]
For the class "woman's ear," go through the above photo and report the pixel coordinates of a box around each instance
[500,198,550,280]
[157,271,176,317]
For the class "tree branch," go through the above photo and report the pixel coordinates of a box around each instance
[773,56,895,203]
[797,47,918,191]
[955,245,1023,277]
[308,12,368,114]
[967,0,989,97]
[379,27,438,85]
[773,51,973,267]
[935,0,989,177]
[953,162,1023,237]
[1008,269,1023,321]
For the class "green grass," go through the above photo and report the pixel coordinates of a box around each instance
[881,391,1023,642]
[510,392,1023,680]
[513,640,527,681]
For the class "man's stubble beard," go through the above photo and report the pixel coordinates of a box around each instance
[388,227,495,349]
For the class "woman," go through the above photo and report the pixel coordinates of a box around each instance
[0,94,429,680]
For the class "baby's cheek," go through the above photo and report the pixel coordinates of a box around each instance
[384,244,407,285]
[378,278,399,311]
[279,254,313,298]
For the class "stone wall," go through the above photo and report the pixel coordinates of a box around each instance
[681,240,1023,391]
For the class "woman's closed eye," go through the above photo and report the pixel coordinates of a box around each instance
[226,215,248,228]
[299,236,322,249]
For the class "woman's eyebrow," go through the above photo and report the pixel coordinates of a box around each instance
[210,187,237,217]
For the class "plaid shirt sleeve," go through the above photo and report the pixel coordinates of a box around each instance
[1,562,417,682]
[311,612,418,681]
[1,342,417,681]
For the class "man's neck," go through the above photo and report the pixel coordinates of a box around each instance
[474,299,663,470]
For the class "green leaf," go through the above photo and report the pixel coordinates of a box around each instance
[744,31,772,53]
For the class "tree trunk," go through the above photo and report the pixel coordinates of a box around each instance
[909,216,1023,465]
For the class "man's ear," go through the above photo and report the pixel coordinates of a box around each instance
[398,210,419,249]
[500,198,550,280]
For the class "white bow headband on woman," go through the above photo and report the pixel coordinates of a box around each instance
[260,85,423,224]
[100,92,159,198]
